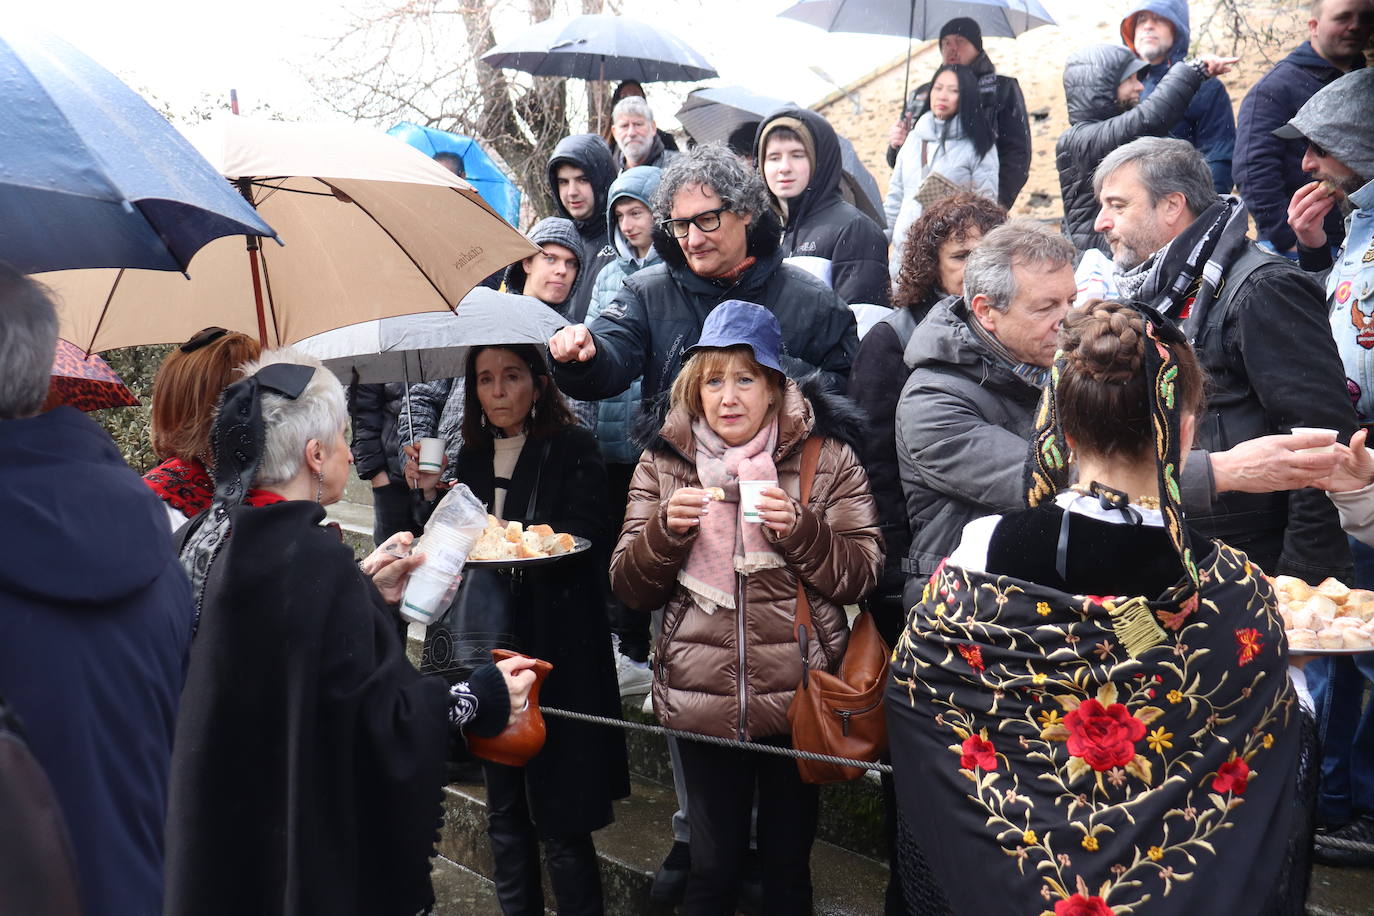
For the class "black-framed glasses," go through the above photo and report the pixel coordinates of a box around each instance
[660,203,732,239]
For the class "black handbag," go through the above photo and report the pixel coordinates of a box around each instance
[420,441,547,683]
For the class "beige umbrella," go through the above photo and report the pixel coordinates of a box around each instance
[39,117,537,352]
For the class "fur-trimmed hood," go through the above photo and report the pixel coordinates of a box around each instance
[634,374,867,459]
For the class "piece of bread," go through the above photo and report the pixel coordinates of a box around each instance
[1298,595,1339,629]
[1287,628,1319,651]
[1318,627,1346,649]
[505,520,524,542]
[705,486,726,502]
[528,524,554,538]
[487,514,501,529]
[1316,577,1351,604]
[1343,628,1371,650]
[543,532,576,555]
[1274,575,1313,603]
[469,529,503,560]
[518,531,549,559]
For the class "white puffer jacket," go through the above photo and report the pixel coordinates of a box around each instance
[884,112,999,279]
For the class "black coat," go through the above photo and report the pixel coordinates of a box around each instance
[455,424,630,835]
[547,134,618,323]
[757,107,891,306]
[1055,46,1203,253]
[886,52,1031,209]
[1234,42,1358,252]
[165,500,453,916]
[552,208,859,408]
[349,381,405,481]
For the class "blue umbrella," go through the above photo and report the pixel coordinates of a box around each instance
[0,27,275,275]
[481,14,717,82]
[387,123,521,226]
[675,87,887,229]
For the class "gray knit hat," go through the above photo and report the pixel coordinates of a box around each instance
[1273,69,1374,182]
[503,216,583,302]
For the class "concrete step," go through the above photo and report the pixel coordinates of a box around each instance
[437,773,889,916]
[429,856,507,915]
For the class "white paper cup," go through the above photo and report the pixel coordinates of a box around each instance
[1292,427,1338,454]
[738,480,776,524]
[417,437,446,472]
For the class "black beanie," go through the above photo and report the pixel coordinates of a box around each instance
[940,17,984,53]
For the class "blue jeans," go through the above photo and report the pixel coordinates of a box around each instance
[1308,536,1374,823]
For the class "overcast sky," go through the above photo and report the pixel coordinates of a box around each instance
[14,0,1002,127]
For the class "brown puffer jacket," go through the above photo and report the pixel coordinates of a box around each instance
[611,379,883,741]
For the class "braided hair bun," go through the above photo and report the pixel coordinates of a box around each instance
[1057,300,1204,462]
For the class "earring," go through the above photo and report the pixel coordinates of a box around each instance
[530,401,539,420]
[315,471,324,503]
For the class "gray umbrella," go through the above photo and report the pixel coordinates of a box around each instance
[481,14,717,82]
[675,86,887,229]
[295,287,566,387]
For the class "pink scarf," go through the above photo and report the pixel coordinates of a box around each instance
[679,417,784,613]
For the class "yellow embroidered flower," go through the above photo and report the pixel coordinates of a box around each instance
[1081,835,1099,852]
[1023,830,1038,846]
[1166,689,1183,705]
[1262,732,1274,749]
[1038,709,1062,729]
[1032,672,1048,685]
[1147,846,1164,861]
[1147,727,1174,753]
[1036,601,1052,617]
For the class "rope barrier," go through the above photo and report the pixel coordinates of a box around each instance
[1312,833,1374,854]
[541,706,893,775]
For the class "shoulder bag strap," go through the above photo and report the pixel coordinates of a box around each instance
[793,435,824,684]
[522,439,552,522]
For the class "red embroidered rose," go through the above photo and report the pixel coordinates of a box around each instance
[1054,893,1114,916]
[1064,698,1146,771]
[1212,757,1250,795]
[960,735,998,771]
[958,644,985,672]
[1235,628,1263,666]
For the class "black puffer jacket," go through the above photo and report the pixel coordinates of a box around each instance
[886,51,1031,209]
[1055,45,1203,253]
[756,108,890,307]
[552,207,859,408]
[348,382,406,482]
[547,134,617,323]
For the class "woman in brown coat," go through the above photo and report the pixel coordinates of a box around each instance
[611,300,883,915]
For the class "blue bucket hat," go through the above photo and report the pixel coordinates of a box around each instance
[688,300,783,373]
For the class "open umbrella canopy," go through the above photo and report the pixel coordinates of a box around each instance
[676,86,886,228]
[481,14,717,82]
[42,339,138,412]
[387,123,521,226]
[0,27,275,274]
[778,0,1055,39]
[295,287,567,386]
[38,118,537,354]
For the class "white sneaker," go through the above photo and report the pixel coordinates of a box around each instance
[641,691,655,716]
[616,653,652,697]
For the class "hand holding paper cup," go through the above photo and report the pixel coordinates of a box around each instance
[738,479,777,524]
[417,437,446,471]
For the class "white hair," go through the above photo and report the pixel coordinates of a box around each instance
[613,95,654,125]
[233,347,347,489]
[0,265,59,419]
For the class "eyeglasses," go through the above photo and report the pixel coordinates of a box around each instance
[660,204,732,240]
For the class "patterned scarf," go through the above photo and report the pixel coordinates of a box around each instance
[966,313,1051,389]
[143,457,214,519]
[1112,197,1251,340]
[1025,302,1200,593]
[678,417,783,614]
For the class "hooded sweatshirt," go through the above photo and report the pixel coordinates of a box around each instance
[1234,41,1362,252]
[0,407,192,916]
[547,134,617,323]
[1055,44,1204,253]
[756,108,890,307]
[586,166,663,463]
[1120,0,1236,193]
[503,215,584,316]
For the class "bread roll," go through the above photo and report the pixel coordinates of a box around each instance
[544,532,576,554]
[1343,628,1371,650]
[1318,628,1346,649]
[487,514,501,529]
[1317,578,1351,604]
[1275,575,1313,603]
[1287,628,1319,651]
[1299,595,1339,629]
[705,487,726,502]
[528,524,554,538]
[505,520,524,543]
[518,531,548,558]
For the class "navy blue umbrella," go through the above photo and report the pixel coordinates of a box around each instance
[0,28,275,274]
[481,14,717,82]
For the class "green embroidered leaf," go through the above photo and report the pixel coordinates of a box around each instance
[1096,682,1119,706]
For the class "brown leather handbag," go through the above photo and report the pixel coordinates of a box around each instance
[786,437,891,784]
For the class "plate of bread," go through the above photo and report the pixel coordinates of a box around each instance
[1270,575,1374,654]
[465,515,589,567]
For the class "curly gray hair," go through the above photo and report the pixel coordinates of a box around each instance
[652,142,769,222]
